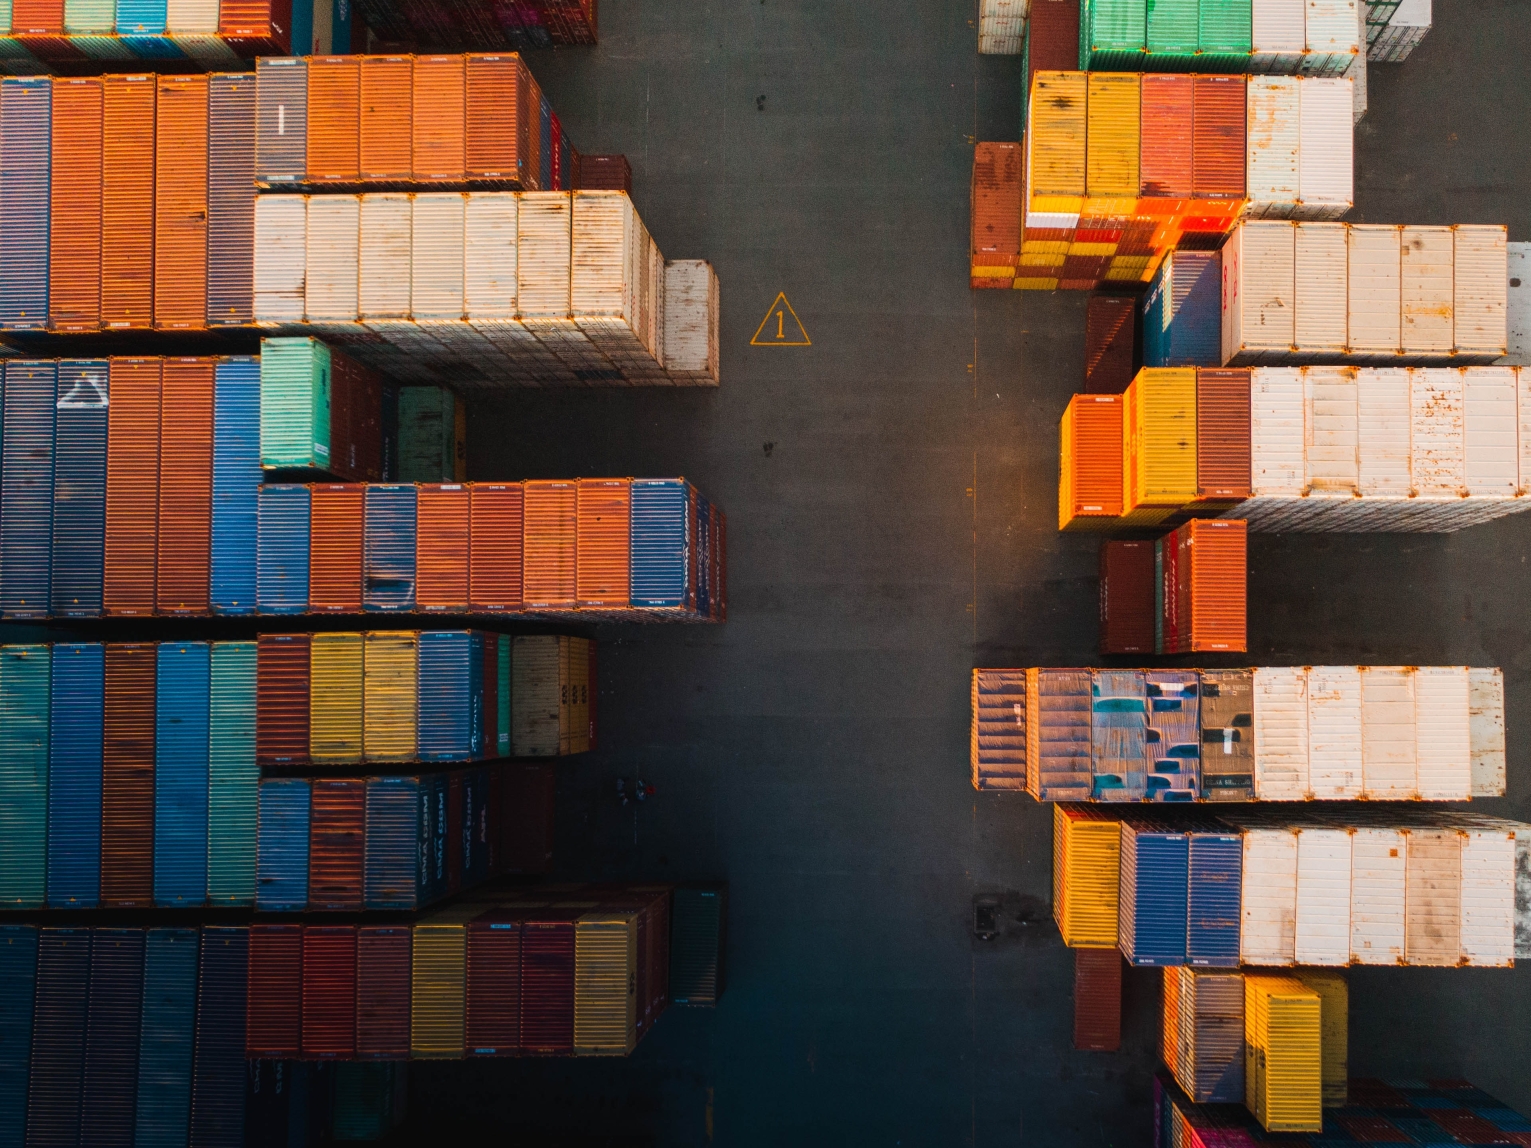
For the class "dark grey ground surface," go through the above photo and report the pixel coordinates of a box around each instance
[407,2,1531,1143]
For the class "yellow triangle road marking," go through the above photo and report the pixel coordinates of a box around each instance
[750,292,810,346]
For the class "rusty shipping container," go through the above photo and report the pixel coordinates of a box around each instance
[309,484,366,612]
[970,141,1021,289]
[416,483,470,611]
[48,78,102,333]
[465,53,532,184]
[101,75,156,331]
[208,73,257,328]
[154,75,209,330]
[309,779,365,911]
[102,643,156,908]
[469,482,523,612]
[1073,947,1122,1051]
[155,358,215,614]
[103,358,161,616]
[257,632,311,766]
[522,479,576,609]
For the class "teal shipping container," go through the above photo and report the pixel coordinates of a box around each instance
[396,387,464,483]
[260,336,333,473]
[208,642,258,905]
[0,645,49,907]
[1082,0,1259,71]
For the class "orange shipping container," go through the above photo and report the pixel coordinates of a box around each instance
[575,479,631,610]
[1163,519,1247,654]
[416,483,470,610]
[1191,75,1246,201]
[49,78,103,333]
[154,75,208,331]
[102,75,157,331]
[12,0,72,61]
[412,55,467,182]
[1139,74,1193,200]
[104,359,161,615]
[156,358,214,614]
[308,56,362,183]
[1196,368,1252,504]
[310,484,366,612]
[360,56,413,181]
[522,480,576,609]
[1059,394,1124,530]
[468,482,523,612]
[217,0,288,53]
[465,53,529,183]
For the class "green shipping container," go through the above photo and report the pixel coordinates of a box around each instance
[0,646,50,908]
[1199,0,1253,70]
[260,336,333,472]
[1082,0,1147,69]
[208,642,258,906]
[1146,0,1199,62]
[397,386,464,483]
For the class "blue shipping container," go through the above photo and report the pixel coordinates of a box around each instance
[363,775,424,910]
[1147,671,1200,800]
[2,361,57,617]
[256,778,310,911]
[0,926,38,1144]
[211,357,261,613]
[155,643,211,907]
[190,926,248,1148]
[0,79,50,330]
[117,0,185,56]
[1091,669,1147,801]
[1187,829,1242,967]
[82,928,146,1147]
[208,76,257,327]
[134,929,199,1148]
[257,483,310,613]
[1143,250,1221,368]
[364,484,416,610]
[418,631,475,761]
[48,643,104,908]
[208,642,258,906]
[26,928,91,1146]
[428,772,448,905]
[1118,817,1190,966]
[51,361,110,617]
[0,645,50,907]
[629,479,691,609]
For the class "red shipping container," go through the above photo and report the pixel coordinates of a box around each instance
[356,926,412,1059]
[446,771,464,896]
[1024,0,1078,81]
[1191,76,1246,201]
[156,358,214,615]
[309,484,366,613]
[1085,295,1136,394]
[49,78,102,333]
[359,56,413,182]
[218,0,292,53]
[417,483,470,610]
[12,0,77,60]
[301,926,358,1058]
[1195,368,1252,505]
[101,643,155,908]
[574,154,630,193]
[104,359,161,616]
[101,76,156,331]
[519,910,580,1055]
[257,634,312,766]
[1100,540,1155,656]
[1073,946,1122,1051]
[331,348,384,482]
[1162,519,1247,655]
[971,142,1021,287]
[469,482,523,612]
[1140,74,1193,200]
[247,925,303,1057]
[153,76,209,331]
[466,910,522,1055]
[499,763,554,874]
[308,779,365,911]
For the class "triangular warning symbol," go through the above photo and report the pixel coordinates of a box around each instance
[750,292,811,346]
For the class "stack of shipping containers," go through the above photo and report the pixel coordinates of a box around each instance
[968,2,1520,1137]
[0,14,729,1145]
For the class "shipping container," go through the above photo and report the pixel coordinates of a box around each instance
[257,483,310,613]
[47,645,102,909]
[154,75,208,329]
[1244,973,1321,1132]
[0,79,51,331]
[1124,367,1197,521]
[575,477,630,610]
[101,75,156,330]
[417,483,470,609]
[51,361,109,617]
[1,362,56,617]
[0,926,37,1144]
[411,904,477,1058]
[1160,519,1246,653]
[102,644,154,907]
[210,357,260,614]
[970,668,1027,791]
[1053,804,1121,946]
[246,924,302,1057]
[363,630,416,761]
[82,927,143,1145]
[418,631,481,761]
[1144,251,1220,367]
[309,779,364,910]
[26,928,90,1147]
[1199,669,1253,801]
[49,79,102,332]
[662,260,720,385]
[133,928,199,1147]
[362,777,417,908]
[309,631,363,763]
[256,632,310,765]
[970,141,1021,287]
[190,925,248,1147]
[1163,967,1243,1103]
[1119,815,1190,963]
[670,885,726,1007]
[155,357,214,614]
[1099,541,1155,655]
[574,910,640,1055]
[978,0,1027,54]
[208,74,257,328]
[364,483,416,610]
[0,646,49,908]
[302,925,357,1057]
[520,909,578,1055]
[256,777,310,911]
[309,484,365,611]
[154,642,210,907]
[1059,394,1124,529]
[1085,294,1136,393]
[469,482,523,611]
[208,641,257,905]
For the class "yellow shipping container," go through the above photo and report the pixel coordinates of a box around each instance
[1123,367,1197,517]
[970,264,1014,278]
[410,905,480,1059]
[364,631,418,762]
[1294,970,1348,1107]
[309,632,364,764]
[1051,804,1120,947]
[1013,277,1060,291]
[574,911,640,1056]
[1022,239,1071,255]
[1085,74,1140,198]
[1020,252,1067,268]
[1066,242,1117,258]
[1028,71,1087,198]
[1244,975,1322,1133]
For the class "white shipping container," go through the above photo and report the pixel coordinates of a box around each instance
[1252,0,1307,72]
[253,195,307,324]
[1253,667,1309,799]
[1245,77,1300,217]
[1307,666,1361,798]
[1222,222,1296,364]
[1413,666,1471,800]
[1302,0,1360,73]
[411,193,466,320]
[1346,225,1400,357]
[1295,827,1351,965]
[304,194,360,322]
[1350,827,1406,964]
[1463,367,1518,496]
[1295,78,1353,215]
[1360,666,1416,798]
[1294,222,1348,355]
[463,193,518,319]
[664,260,721,385]
[1247,367,1305,508]
[1454,226,1509,361]
[1404,827,1462,966]
[1507,243,1530,367]
[167,0,235,58]
[978,0,1028,54]
[1460,828,1515,966]
[1400,226,1454,353]
[358,194,412,321]
[1305,366,1358,494]
[1516,832,1531,960]
[570,191,633,320]
[1356,367,1410,495]
[1409,368,1464,497]
[1368,0,1429,61]
[517,192,572,319]
[1240,827,1298,964]
[1468,667,1506,797]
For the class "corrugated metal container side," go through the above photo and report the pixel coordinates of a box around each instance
[1307,666,1362,798]
[467,910,522,1054]
[51,361,109,618]
[1236,820,1298,962]
[1059,394,1124,529]
[25,927,90,1148]
[154,642,210,907]
[1469,666,1506,797]
[411,906,476,1058]
[256,777,310,911]
[576,477,630,610]
[1200,669,1254,802]
[253,194,307,323]
[256,632,310,765]
[190,925,248,1147]
[1029,668,1092,799]
[1243,973,1322,1133]
[1187,828,1242,965]
[1145,669,1200,799]
[259,335,332,471]
[1169,967,1244,1104]
[1454,225,1508,360]
[363,631,417,762]
[153,75,208,329]
[670,885,725,1007]
[1144,251,1221,368]
[629,478,691,611]
[358,56,411,181]
[210,357,260,614]
[520,910,578,1055]
[307,55,360,183]
[2,362,56,618]
[255,56,307,185]
[469,482,524,611]
[574,911,639,1055]
[970,668,1027,791]
[155,358,215,614]
[308,779,365,910]
[357,925,412,1058]
[1195,366,1252,504]
[364,484,417,610]
[0,926,38,1143]
[1052,804,1121,946]
[0,79,51,332]
[246,924,302,1057]
[417,483,470,610]
[418,631,475,761]
[102,643,155,907]
[1091,669,1147,800]
[133,928,199,1148]
[1291,969,1347,1107]
[302,925,358,1057]
[364,778,422,910]
[81,927,143,1145]
[309,484,366,611]
[47,645,103,908]
[412,54,466,182]
[308,631,363,765]
[0,646,50,908]
[49,79,102,333]
[256,483,310,613]
[101,76,155,331]
[208,641,257,906]
[1085,294,1136,393]
[1100,541,1154,655]
[523,479,576,608]
[397,387,457,482]
[208,73,257,328]
[971,140,1021,286]
[1119,817,1190,964]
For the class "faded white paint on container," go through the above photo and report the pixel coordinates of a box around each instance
[1253,667,1309,800]
[978,0,1028,54]
[1414,666,1471,800]
[1468,668,1506,797]
[1221,221,1296,363]
[359,193,412,321]
[304,194,359,323]
[1294,222,1348,355]
[1403,827,1462,966]
[1295,77,1352,214]
[1400,226,1453,353]
[1346,225,1400,357]
[1453,226,1508,360]
[253,195,307,324]
[1307,666,1362,798]
[1350,826,1406,964]
[1295,827,1351,965]
[1460,827,1515,966]
[1356,367,1409,496]
[664,260,721,385]
[1252,0,1307,72]
[1240,826,1298,965]
[411,193,466,321]
[1360,666,1415,799]
[1507,243,1529,367]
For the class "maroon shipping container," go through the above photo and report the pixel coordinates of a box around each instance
[574,153,631,193]
[331,347,385,482]
[1085,295,1136,394]
[102,643,156,908]
[356,926,412,1059]
[499,763,555,875]
[465,910,522,1056]
[1073,947,1122,1051]
[519,910,579,1055]
[155,358,216,615]
[1099,540,1155,655]
[308,779,365,911]
[247,925,303,1057]
[301,926,358,1059]
[1026,0,1079,83]
[257,633,311,766]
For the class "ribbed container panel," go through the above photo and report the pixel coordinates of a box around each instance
[0,926,38,1144]
[520,915,575,1054]
[81,928,143,1148]
[207,73,256,327]
[0,79,51,331]
[309,779,365,910]
[210,357,260,614]
[2,362,56,617]
[671,886,725,1006]
[49,79,102,333]
[26,928,91,1147]
[364,484,417,609]
[153,642,210,907]
[103,360,160,616]
[189,926,247,1148]
[364,776,420,909]
[309,484,365,611]
[133,928,199,1148]
[255,777,310,911]
[153,76,208,330]
[155,358,214,613]
[102,644,154,907]
[256,633,310,765]
[256,57,306,184]
[0,645,50,907]
[363,631,416,762]
[259,335,331,470]
[416,483,470,609]
[256,484,311,613]
[47,644,103,908]
[246,924,301,1057]
[309,632,363,763]
[418,630,474,761]
[302,926,357,1058]
[357,926,412,1058]
[208,642,257,905]
[50,361,108,616]
[469,482,522,611]
[101,77,155,330]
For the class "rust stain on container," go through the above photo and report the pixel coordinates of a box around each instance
[1192,76,1247,200]
[258,633,313,766]
[156,358,215,614]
